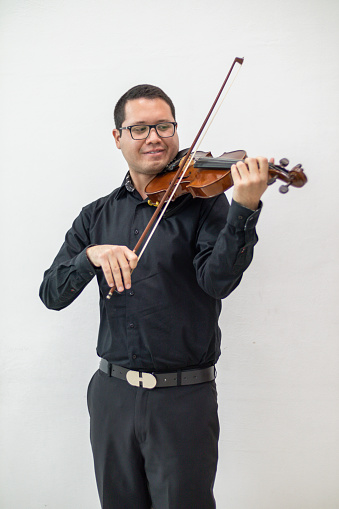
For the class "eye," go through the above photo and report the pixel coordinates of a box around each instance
[157,123,172,132]
[131,125,148,134]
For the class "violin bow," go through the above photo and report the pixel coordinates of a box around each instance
[107,57,244,299]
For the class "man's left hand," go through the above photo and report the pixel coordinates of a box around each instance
[231,157,273,210]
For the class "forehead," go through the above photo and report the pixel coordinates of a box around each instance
[123,98,174,125]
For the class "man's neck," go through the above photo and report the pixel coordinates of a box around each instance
[129,171,155,200]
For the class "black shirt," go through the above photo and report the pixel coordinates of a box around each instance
[39,174,261,372]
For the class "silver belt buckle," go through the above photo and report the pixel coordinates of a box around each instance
[126,370,157,389]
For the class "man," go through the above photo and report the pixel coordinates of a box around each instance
[40,84,269,509]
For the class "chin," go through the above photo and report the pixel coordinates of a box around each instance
[146,162,168,174]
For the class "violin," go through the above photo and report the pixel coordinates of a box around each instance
[145,149,307,206]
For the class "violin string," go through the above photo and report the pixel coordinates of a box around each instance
[137,62,244,262]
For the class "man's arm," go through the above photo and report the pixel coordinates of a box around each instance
[194,157,270,299]
[39,209,97,310]
[40,207,138,308]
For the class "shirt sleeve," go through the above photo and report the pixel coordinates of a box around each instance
[39,207,98,310]
[193,195,262,299]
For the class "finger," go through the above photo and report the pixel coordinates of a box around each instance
[124,249,138,270]
[106,249,132,292]
[101,258,115,288]
[256,157,269,180]
[255,156,268,168]
[245,157,264,174]
[233,160,249,180]
[99,248,123,290]
[231,163,241,184]
[109,261,125,292]
[110,247,138,291]
[119,248,138,290]
[115,252,133,290]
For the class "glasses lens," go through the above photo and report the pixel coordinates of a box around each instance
[155,123,175,138]
[130,125,149,140]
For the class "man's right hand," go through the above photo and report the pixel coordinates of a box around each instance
[86,245,138,292]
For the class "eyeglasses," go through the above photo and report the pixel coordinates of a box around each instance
[120,122,177,140]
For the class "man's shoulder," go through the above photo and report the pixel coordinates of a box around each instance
[82,187,121,214]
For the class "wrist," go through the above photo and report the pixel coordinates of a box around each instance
[86,245,100,267]
[232,198,259,211]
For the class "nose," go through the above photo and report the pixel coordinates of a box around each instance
[146,126,162,143]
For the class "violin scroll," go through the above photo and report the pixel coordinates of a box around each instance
[267,160,307,194]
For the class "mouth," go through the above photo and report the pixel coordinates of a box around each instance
[142,149,165,156]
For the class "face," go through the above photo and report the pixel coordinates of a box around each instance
[112,98,179,180]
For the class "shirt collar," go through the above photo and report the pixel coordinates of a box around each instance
[115,172,135,200]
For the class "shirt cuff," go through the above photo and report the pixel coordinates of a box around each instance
[227,199,263,230]
[73,248,98,281]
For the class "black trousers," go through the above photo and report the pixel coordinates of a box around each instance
[87,369,219,509]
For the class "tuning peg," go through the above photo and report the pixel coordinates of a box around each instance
[279,158,289,168]
[279,183,290,194]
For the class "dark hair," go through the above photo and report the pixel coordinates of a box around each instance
[114,84,176,128]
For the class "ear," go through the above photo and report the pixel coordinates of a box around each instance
[112,128,121,149]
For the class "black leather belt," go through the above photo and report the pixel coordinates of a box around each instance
[99,358,215,389]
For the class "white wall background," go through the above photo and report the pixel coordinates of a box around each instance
[1,1,338,508]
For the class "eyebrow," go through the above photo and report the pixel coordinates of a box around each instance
[127,119,173,125]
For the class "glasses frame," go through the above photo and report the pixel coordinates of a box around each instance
[119,122,177,140]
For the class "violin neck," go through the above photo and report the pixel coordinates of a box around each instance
[193,158,236,169]
[194,157,289,177]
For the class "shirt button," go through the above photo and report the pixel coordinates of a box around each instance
[132,354,137,359]
[129,290,135,296]
[238,215,243,220]
[129,323,135,328]
[134,229,139,235]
